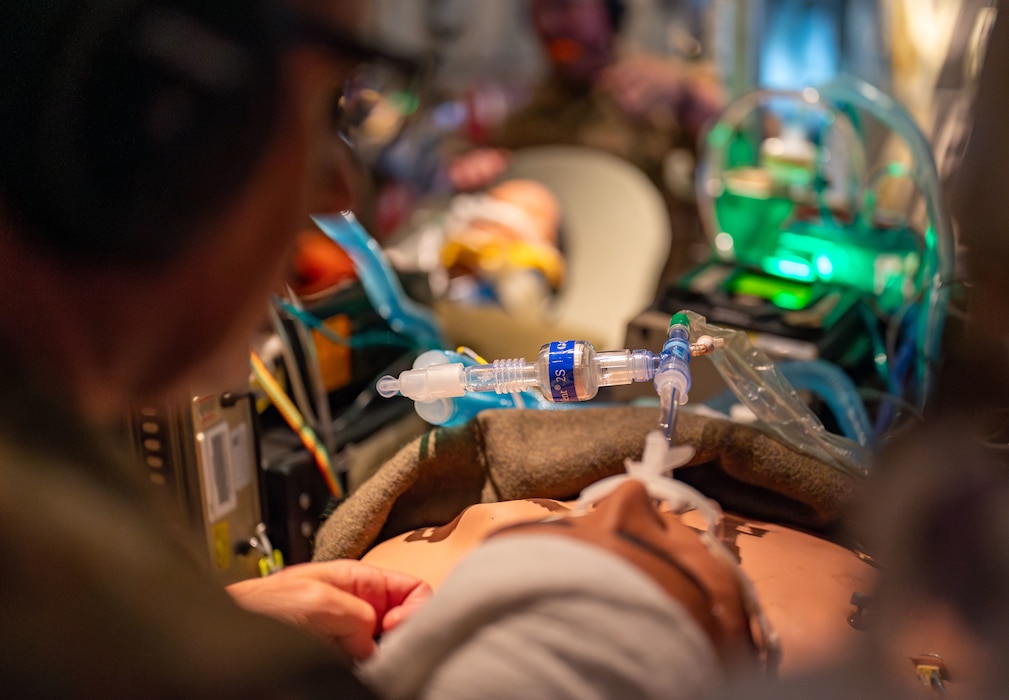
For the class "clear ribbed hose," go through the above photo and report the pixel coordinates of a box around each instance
[465,359,539,395]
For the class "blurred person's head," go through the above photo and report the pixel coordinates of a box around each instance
[850,418,1009,697]
[448,178,560,246]
[839,9,1009,695]
[945,0,1009,406]
[527,0,624,86]
[0,0,378,421]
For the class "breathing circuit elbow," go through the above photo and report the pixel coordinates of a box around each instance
[652,314,725,399]
[654,313,693,402]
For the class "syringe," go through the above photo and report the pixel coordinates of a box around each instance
[377,340,657,404]
[653,313,724,443]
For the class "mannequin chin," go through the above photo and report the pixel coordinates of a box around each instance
[363,497,876,677]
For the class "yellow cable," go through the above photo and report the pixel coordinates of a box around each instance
[456,346,490,364]
[250,352,343,499]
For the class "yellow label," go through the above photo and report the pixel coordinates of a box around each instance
[211,520,231,572]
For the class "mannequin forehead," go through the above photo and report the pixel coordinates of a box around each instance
[362,496,681,586]
[361,500,561,589]
[427,495,682,542]
[424,499,576,541]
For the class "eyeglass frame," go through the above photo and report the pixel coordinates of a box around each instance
[267,2,429,151]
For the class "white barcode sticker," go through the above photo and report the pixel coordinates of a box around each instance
[229,423,253,491]
[197,422,237,522]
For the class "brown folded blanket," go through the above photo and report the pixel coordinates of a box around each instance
[313,406,860,561]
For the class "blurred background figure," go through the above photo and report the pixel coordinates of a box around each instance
[445,0,726,287]
[364,0,726,290]
[451,0,724,177]
[437,178,565,314]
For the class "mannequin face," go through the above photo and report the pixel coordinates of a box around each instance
[363,483,975,690]
[362,484,879,676]
[494,483,741,610]
[490,481,755,659]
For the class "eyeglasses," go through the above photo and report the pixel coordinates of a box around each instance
[333,60,424,158]
[269,3,428,157]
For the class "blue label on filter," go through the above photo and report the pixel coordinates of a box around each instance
[548,341,577,402]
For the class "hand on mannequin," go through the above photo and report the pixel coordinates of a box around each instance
[227,561,432,661]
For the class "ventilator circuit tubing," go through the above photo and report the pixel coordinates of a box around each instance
[393,349,523,427]
[705,359,873,448]
[378,331,725,428]
[684,310,872,477]
[818,76,953,412]
[312,211,444,352]
[778,359,873,447]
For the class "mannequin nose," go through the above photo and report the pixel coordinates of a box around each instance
[590,479,668,531]
[602,478,651,506]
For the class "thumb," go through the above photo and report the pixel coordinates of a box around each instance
[381,587,431,632]
[324,590,380,661]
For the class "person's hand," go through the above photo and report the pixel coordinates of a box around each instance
[226,560,432,660]
[445,147,511,192]
[598,54,726,135]
[598,53,689,118]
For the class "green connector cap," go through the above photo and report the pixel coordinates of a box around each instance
[670,312,690,328]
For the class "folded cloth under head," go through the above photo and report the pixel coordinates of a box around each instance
[313,406,859,562]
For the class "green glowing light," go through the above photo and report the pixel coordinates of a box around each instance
[731,273,814,311]
[771,290,811,310]
[769,257,813,281]
[815,254,834,277]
